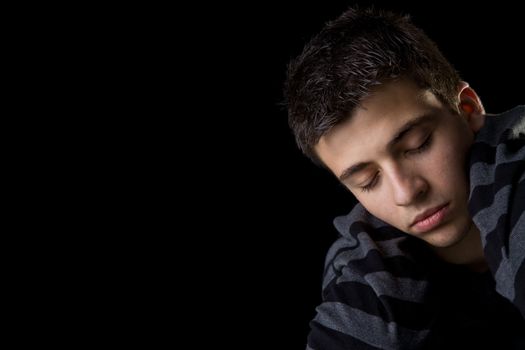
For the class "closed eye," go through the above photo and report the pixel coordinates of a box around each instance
[360,172,379,192]
[360,134,432,193]
[406,134,432,155]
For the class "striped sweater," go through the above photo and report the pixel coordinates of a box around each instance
[307,106,525,349]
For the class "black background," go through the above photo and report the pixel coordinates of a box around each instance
[185,1,523,347]
[25,1,523,347]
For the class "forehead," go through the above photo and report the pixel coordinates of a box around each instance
[315,79,443,175]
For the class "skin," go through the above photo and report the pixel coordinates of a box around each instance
[315,78,487,269]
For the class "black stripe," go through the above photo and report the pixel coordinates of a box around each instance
[509,177,525,234]
[349,250,429,280]
[505,133,525,153]
[323,227,408,277]
[469,127,524,165]
[324,235,429,282]
[469,142,497,166]
[323,245,361,277]
[483,213,509,269]
[348,220,406,241]
[308,321,382,350]
[322,280,435,330]
[379,294,436,330]
[513,261,525,319]
[469,160,525,217]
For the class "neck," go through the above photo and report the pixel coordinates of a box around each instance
[432,223,488,272]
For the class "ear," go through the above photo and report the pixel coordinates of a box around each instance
[457,81,485,132]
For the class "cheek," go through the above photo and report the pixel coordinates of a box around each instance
[428,133,470,188]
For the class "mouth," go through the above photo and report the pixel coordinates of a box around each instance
[410,203,449,233]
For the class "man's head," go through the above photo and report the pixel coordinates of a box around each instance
[285,7,463,163]
[284,7,485,250]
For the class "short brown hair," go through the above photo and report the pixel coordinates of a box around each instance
[284,7,461,164]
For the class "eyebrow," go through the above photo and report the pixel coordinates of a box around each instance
[338,113,434,182]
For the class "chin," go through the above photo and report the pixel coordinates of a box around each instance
[423,224,470,248]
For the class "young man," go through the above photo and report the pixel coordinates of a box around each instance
[284,7,525,349]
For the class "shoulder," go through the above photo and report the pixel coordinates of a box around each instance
[468,104,525,318]
[469,104,524,200]
[308,204,435,349]
[475,105,525,145]
[322,203,409,289]
[323,204,431,298]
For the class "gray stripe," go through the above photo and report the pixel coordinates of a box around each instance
[333,204,367,240]
[494,248,515,301]
[495,211,525,301]
[314,302,429,350]
[323,235,407,289]
[323,238,360,289]
[333,204,391,240]
[337,271,428,303]
[510,211,525,273]
[469,141,524,190]
[493,138,524,165]
[469,162,495,191]
[473,185,512,246]
[510,113,525,139]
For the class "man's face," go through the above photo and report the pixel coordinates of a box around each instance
[315,79,477,248]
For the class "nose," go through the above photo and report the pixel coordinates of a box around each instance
[390,168,428,206]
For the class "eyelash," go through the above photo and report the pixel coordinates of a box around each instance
[407,134,432,155]
[361,177,378,192]
[360,134,433,193]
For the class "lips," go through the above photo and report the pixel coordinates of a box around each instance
[410,203,449,232]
